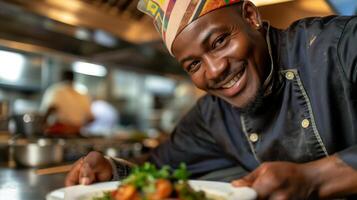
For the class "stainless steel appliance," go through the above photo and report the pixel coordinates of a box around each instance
[10,138,65,167]
[9,113,45,137]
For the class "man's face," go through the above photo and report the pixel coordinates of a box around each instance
[172,4,270,109]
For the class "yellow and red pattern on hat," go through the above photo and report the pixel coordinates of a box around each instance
[137,0,242,55]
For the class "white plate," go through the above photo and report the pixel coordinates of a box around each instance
[46,180,257,200]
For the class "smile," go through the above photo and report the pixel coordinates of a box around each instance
[214,62,248,98]
[221,70,245,89]
[220,64,246,89]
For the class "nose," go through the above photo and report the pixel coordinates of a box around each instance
[203,55,228,82]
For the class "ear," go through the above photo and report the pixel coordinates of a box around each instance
[241,1,262,30]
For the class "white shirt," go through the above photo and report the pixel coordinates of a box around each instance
[85,100,119,136]
[40,82,93,127]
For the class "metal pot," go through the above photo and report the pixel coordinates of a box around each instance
[9,113,45,137]
[11,138,65,167]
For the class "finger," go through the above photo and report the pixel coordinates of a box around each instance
[79,162,96,185]
[231,178,251,187]
[65,158,84,186]
[232,170,258,187]
[270,190,290,200]
[84,151,113,182]
[251,174,281,199]
[83,151,104,171]
[96,165,113,182]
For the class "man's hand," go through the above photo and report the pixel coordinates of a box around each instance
[232,162,316,200]
[232,156,357,200]
[65,151,113,186]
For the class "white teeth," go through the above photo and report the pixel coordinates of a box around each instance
[221,72,242,89]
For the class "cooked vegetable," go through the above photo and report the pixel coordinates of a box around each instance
[112,185,138,200]
[93,163,211,200]
[147,179,173,199]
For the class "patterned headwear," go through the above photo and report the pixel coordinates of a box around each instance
[137,0,243,55]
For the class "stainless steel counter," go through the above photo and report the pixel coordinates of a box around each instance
[0,135,149,200]
[0,167,66,200]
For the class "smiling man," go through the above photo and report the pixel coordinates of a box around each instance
[170,2,270,113]
[65,0,357,199]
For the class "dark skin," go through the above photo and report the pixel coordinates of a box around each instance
[65,1,357,199]
[231,157,357,200]
[65,151,112,186]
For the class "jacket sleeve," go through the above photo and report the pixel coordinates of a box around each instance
[336,16,357,170]
[149,96,237,178]
[338,16,357,83]
[337,147,357,170]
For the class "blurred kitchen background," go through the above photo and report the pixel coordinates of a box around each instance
[0,0,356,167]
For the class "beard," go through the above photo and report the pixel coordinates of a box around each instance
[235,86,265,115]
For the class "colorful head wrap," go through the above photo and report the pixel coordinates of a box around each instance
[137,0,243,55]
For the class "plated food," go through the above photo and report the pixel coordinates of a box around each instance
[46,164,256,200]
[93,163,211,200]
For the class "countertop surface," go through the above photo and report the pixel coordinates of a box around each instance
[0,167,66,200]
[0,134,148,200]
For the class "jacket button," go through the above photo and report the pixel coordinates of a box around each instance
[249,133,259,143]
[301,119,310,128]
[285,71,295,80]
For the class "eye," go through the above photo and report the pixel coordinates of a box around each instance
[185,60,201,74]
[212,33,230,49]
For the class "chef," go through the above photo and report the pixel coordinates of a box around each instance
[66,1,357,199]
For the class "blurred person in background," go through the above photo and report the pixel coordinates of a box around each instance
[84,96,119,137]
[65,0,357,199]
[40,70,94,137]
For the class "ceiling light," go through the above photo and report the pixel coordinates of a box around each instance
[93,30,118,47]
[72,61,107,77]
[0,50,26,81]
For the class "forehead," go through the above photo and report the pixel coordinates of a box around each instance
[172,6,243,57]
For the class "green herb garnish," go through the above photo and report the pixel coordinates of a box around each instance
[92,191,112,200]
[173,163,190,181]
